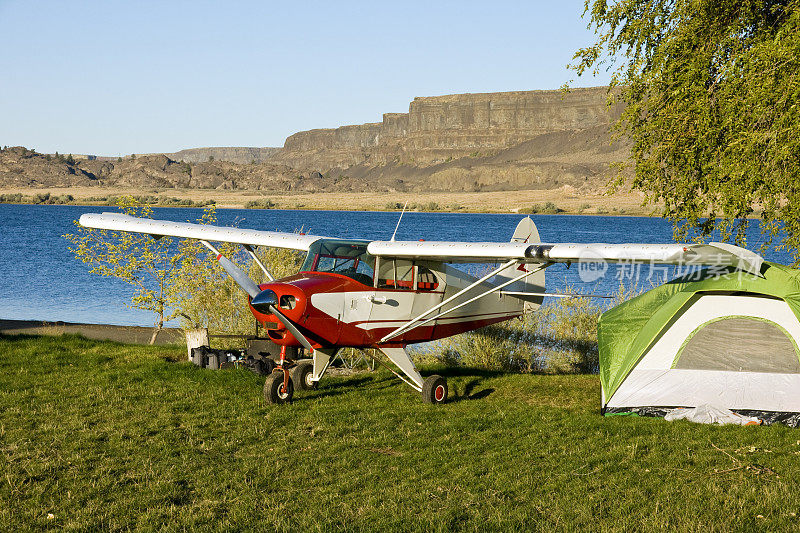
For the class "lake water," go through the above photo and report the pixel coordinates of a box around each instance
[0,204,792,326]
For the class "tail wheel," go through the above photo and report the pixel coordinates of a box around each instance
[264,372,294,404]
[422,375,448,404]
[291,362,316,391]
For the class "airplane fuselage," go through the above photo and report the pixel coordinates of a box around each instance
[249,267,526,349]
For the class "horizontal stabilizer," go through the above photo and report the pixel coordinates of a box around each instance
[501,291,615,300]
[79,213,323,251]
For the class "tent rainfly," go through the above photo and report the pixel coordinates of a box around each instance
[599,262,800,426]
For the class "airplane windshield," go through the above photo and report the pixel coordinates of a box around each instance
[301,239,375,286]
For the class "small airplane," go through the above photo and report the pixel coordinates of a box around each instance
[79,211,763,405]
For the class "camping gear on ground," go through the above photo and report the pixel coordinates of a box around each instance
[189,340,298,376]
[663,404,761,426]
[190,346,209,367]
[599,262,800,427]
[190,346,245,370]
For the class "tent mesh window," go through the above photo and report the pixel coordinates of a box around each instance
[675,317,800,373]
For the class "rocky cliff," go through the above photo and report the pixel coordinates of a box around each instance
[272,87,621,169]
[263,87,626,192]
[157,146,282,164]
[1,87,627,194]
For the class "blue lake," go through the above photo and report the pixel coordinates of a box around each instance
[0,204,792,326]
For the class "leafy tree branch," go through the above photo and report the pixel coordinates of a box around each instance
[573,0,800,261]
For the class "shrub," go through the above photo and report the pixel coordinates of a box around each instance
[0,193,25,203]
[417,285,641,374]
[524,202,562,214]
[244,199,276,209]
[172,208,304,342]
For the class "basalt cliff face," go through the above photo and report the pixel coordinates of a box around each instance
[268,87,626,192]
[1,87,627,194]
[278,88,618,166]
[158,146,282,164]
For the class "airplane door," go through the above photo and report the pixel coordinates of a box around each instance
[366,258,415,340]
[366,261,445,343]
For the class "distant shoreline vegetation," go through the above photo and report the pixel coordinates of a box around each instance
[0,193,641,216]
[0,193,215,208]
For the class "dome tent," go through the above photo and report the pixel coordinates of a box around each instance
[599,262,800,426]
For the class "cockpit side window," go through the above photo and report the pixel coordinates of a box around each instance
[377,259,415,290]
[416,266,439,291]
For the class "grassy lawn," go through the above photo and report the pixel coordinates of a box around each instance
[2,334,799,531]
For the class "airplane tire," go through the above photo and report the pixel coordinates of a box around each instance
[422,375,448,404]
[291,362,315,391]
[264,372,294,404]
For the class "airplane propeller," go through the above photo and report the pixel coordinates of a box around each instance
[212,249,314,352]
[250,291,314,352]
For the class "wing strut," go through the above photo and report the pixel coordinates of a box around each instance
[243,244,275,281]
[380,261,551,343]
[199,240,260,297]
[199,240,315,352]
[379,259,516,343]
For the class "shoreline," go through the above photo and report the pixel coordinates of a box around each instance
[0,319,183,345]
[0,186,655,216]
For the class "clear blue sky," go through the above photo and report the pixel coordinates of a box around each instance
[0,1,609,156]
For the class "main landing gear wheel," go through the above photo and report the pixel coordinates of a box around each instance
[291,362,316,391]
[264,372,294,404]
[422,375,448,404]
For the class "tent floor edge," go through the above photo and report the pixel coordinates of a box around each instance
[604,406,800,427]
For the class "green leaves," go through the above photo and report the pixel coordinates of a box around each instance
[66,199,303,340]
[65,197,182,334]
[575,0,800,261]
[168,205,303,339]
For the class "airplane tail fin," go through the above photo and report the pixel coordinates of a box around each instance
[496,217,545,312]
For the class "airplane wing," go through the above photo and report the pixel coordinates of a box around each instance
[78,212,323,251]
[366,240,764,275]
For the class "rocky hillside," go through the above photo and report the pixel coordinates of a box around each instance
[0,148,302,191]
[1,87,628,194]
[153,147,282,164]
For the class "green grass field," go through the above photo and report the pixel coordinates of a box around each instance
[2,334,800,531]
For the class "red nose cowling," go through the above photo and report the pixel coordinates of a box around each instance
[249,282,308,346]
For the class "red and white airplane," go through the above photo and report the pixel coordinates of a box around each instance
[79,212,763,405]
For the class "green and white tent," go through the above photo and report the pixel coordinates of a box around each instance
[599,262,800,425]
